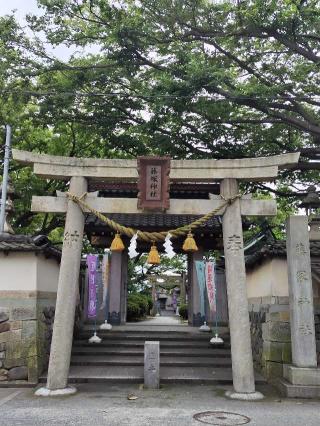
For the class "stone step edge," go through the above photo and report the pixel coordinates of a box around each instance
[72,347,231,358]
[82,326,229,332]
[78,333,230,340]
[0,381,37,388]
[72,348,231,358]
[38,377,234,385]
[70,361,232,367]
[73,342,230,348]
[38,377,266,385]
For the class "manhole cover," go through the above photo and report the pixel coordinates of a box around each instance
[193,411,251,425]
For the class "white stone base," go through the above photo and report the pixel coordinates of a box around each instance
[210,334,224,344]
[283,365,320,386]
[88,332,102,343]
[225,390,264,401]
[99,321,112,330]
[199,322,211,332]
[35,386,77,397]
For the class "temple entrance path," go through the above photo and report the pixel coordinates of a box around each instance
[127,314,183,326]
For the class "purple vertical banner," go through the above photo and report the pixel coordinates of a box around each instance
[87,254,98,318]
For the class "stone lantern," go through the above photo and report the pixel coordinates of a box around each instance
[0,178,15,235]
[299,185,320,241]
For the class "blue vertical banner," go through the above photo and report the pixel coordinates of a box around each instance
[195,260,206,319]
[87,254,98,318]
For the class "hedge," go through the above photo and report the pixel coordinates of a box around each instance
[179,303,188,320]
[127,293,153,321]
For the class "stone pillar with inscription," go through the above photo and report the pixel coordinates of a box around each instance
[281,216,320,396]
[221,179,263,400]
[286,215,317,367]
[36,176,87,396]
[144,341,160,389]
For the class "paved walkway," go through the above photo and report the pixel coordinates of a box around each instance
[0,383,319,425]
[133,314,183,326]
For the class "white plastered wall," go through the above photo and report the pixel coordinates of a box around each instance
[0,252,37,291]
[0,251,59,293]
[246,258,272,298]
[36,255,60,293]
[270,258,289,296]
[246,257,289,299]
[246,256,320,299]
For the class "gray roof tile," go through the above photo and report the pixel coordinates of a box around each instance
[0,234,61,260]
[245,239,320,268]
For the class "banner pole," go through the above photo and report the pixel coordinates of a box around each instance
[210,260,224,345]
[100,252,112,330]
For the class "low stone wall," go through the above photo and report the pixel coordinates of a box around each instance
[249,296,292,379]
[0,292,55,383]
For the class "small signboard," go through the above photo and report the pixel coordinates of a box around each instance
[137,156,170,211]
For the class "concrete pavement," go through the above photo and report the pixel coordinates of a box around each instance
[0,383,319,426]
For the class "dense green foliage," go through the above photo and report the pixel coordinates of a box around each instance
[127,254,186,293]
[127,253,186,301]
[126,293,153,321]
[179,303,188,321]
[0,1,319,240]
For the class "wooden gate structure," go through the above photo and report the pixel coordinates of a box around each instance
[13,149,300,399]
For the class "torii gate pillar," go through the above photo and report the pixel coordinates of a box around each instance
[221,179,262,400]
[36,176,87,396]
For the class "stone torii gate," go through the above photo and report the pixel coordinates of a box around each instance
[12,149,300,399]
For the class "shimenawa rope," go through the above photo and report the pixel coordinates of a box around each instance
[66,192,241,243]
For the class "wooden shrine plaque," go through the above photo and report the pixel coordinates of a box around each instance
[137,156,170,211]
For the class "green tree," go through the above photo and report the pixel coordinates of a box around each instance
[127,253,186,293]
[1,1,320,237]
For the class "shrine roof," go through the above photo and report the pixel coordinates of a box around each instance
[244,235,320,269]
[0,234,61,260]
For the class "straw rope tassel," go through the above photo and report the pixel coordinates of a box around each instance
[110,233,125,252]
[147,243,160,265]
[182,232,198,252]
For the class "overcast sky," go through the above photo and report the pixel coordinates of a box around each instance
[0,0,40,22]
[0,0,99,60]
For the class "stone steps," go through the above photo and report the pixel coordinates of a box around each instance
[79,331,230,342]
[70,355,232,367]
[39,365,266,385]
[44,325,263,385]
[71,347,231,358]
[73,340,230,349]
